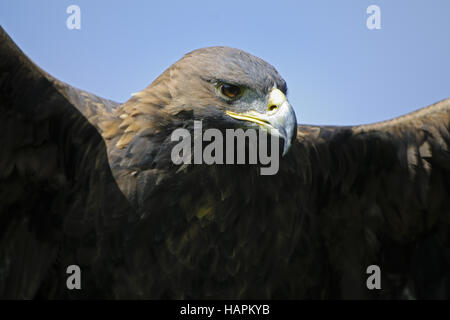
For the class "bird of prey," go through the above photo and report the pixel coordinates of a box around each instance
[0,26,449,299]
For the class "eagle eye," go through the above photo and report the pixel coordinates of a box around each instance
[218,83,243,100]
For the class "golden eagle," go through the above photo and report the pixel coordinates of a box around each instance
[1,27,449,299]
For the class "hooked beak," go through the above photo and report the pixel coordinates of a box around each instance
[225,88,297,156]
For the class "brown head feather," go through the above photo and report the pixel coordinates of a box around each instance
[102,46,287,149]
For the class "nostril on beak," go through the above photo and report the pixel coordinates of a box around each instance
[268,105,278,112]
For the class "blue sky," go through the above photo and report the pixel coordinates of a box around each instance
[0,0,449,125]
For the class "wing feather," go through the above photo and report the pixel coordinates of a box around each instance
[0,27,131,298]
[292,98,450,298]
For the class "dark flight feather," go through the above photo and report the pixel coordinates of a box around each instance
[1,27,449,299]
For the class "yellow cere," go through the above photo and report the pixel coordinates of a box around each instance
[267,88,286,110]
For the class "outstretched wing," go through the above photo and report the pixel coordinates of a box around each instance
[0,27,132,298]
[291,98,450,298]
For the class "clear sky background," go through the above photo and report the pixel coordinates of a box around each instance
[0,0,449,125]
